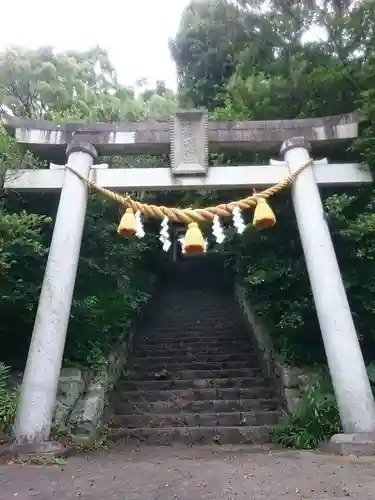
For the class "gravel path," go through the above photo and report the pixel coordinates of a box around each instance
[1,444,375,499]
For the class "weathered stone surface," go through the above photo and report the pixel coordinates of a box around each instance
[2,111,362,156]
[133,353,257,366]
[323,432,375,456]
[69,382,106,440]
[109,266,282,446]
[280,366,303,388]
[53,401,71,427]
[49,345,131,442]
[0,440,70,463]
[111,411,278,429]
[110,425,273,446]
[234,284,322,415]
[57,368,85,409]
[297,372,316,390]
[133,367,262,381]
[284,388,302,414]
[118,387,275,404]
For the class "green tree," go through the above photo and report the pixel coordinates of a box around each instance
[0,46,177,122]
[0,45,177,370]
[170,0,261,108]
[170,0,375,366]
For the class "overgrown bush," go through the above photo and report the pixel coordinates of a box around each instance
[272,363,375,449]
[0,362,18,439]
[271,371,341,449]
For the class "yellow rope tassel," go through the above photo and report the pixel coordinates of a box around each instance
[117,208,137,237]
[184,222,205,254]
[253,197,276,229]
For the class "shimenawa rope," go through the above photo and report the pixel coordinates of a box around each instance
[65,159,313,224]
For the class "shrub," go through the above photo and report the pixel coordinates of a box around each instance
[271,371,341,449]
[0,362,18,439]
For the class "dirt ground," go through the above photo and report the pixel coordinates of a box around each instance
[1,444,375,499]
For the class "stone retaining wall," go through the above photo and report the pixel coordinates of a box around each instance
[6,292,155,445]
[7,334,134,445]
[234,284,315,414]
[52,287,158,444]
[53,336,131,445]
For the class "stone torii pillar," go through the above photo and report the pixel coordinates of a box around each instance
[13,141,97,450]
[280,137,375,447]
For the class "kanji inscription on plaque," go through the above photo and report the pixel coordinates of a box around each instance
[170,110,208,175]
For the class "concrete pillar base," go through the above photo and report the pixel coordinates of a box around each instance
[0,440,71,463]
[321,433,375,456]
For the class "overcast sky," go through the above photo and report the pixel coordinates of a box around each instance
[1,0,326,92]
[0,0,190,89]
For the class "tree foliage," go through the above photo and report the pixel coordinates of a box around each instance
[0,46,177,122]
[0,46,175,370]
[170,0,375,367]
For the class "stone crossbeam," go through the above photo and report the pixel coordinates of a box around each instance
[3,163,371,192]
[1,111,363,155]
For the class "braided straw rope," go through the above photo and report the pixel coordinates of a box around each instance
[65,159,313,224]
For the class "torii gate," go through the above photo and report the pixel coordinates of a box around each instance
[2,110,375,454]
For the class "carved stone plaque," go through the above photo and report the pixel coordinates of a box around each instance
[170,109,208,176]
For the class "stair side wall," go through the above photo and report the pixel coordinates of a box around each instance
[234,284,315,414]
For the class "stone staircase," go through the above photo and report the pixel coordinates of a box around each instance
[109,259,283,445]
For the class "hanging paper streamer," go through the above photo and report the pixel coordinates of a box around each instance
[159,217,171,252]
[178,235,186,254]
[232,207,246,234]
[135,211,145,238]
[212,215,225,244]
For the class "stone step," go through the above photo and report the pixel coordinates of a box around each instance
[108,425,274,445]
[143,307,236,314]
[134,348,256,358]
[136,337,252,347]
[134,345,257,357]
[145,304,237,312]
[136,338,251,348]
[149,318,238,326]
[137,330,245,340]
[111,410,281,429]
[148,302,236,309]
[149,296,234,304]
[110,282,280,448]
[148,302,236,310]
[132,352,260,366]
[139,324,240,334]
[128,367,263,381]
[117,377,268,391]
[131,360,257,372]
[135,338,251,351]
[149,306,233,313]
[117,377,270,392]
[114,397,283,415]
[136,325,247,342]
[117,387,275,403]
